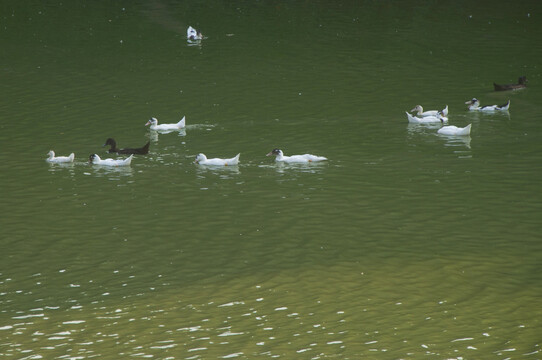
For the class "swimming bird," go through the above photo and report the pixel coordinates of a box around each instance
[465,98,510,111]
[145,116,186,131]
[194,153,240,166]
[411,105,448,117]
[103,138,150,155]
[494,76,527,91]
[187,26,203,41]
[46,150,75,163]
[89,154,133,166]
[266,149,327,163]
[437,124,472,136]
[406,112,448,124]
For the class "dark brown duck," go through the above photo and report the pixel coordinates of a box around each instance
[493,76,527,91]
[103,138,150,155]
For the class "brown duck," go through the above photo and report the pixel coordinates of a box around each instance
[494,76,527,91]
[103,138,150,155]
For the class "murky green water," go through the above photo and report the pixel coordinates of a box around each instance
[1,1,541,359]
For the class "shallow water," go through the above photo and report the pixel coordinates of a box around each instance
[1,1,542,359]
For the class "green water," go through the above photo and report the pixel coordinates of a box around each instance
[1,1,541,359]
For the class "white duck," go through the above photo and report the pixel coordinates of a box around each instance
[411,105,448,117]
[437,124,472,136]
[266,149,327,163]
[46,150,75,163]
[89,154,133,166]
[406,112,447,124]
[187,26,203,41]
[194,153,240,166]
[465,98,510,111]
[145,116,186,131]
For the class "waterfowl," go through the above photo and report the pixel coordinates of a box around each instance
[437,124,472,136]
[465,98,510,111]
[411,105,448,117]
[103,138,150,155]
[266,149,327,163]
[494,76,527,91]
[187,26,203,41]
[46,150,75,163]
[89,154,133,166]
[145,116,186,131]
[406,112,448,124]
[194,153,240,166]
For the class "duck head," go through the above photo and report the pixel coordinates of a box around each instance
[518,76,528,85]
[194,153,207,164]
[89,154,100,163]
[145,118,158,126]
[47,150,55,158]
[103,138,116,147]
[410,105,423,113]
[187,26,203,41]
[465,98,479,105]
[266,149,283,157]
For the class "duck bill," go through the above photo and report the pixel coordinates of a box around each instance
[410,107,417,112]
[145,120,151,126]
[266,152,274,156]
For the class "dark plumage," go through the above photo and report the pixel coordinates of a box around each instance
[494,76,527,91]
[103,138,150,155]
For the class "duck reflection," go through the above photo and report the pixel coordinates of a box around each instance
[90,165,134,177]
[270,161,328,174]
[438,134,472,149]
[195,163,241,177]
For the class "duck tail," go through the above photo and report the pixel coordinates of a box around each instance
[178,116,186,128]
[406,112,417,123]
[460,124,472,136]
[69,153,75,161]
[500,100,510,110]
[141,141,150,154]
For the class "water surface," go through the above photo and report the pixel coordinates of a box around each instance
[1,1,541,359]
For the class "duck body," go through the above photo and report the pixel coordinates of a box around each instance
[411,105,448,117]
[145,116,186,131]
[266,149,327,163]
[466,98,510,111]
[103,138,150,155]
[494,76,527,91]
[187,26,203,41]
[194,153,240,166]
[89,154,133,166]
[406,112,448,124]
[46,150,75,163]
[438,124,472,136]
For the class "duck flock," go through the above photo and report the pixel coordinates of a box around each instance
[46,113,328,166]
[406,97,511,136]
[46,26,526,167]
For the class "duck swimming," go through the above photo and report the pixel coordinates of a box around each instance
[266,149,327,163]
[406,112,448,124]
[194,153,240,166]
[145,116,186,131]
[103,138,150,155]
[89,154,133,166]
[46,150,75,163]
[494,76,527,91]
[411,105,448,117]
[187,26,203,41]
[437,123,472,136]
[465,98,510,111]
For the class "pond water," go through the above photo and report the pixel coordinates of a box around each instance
[1,1,541,359]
